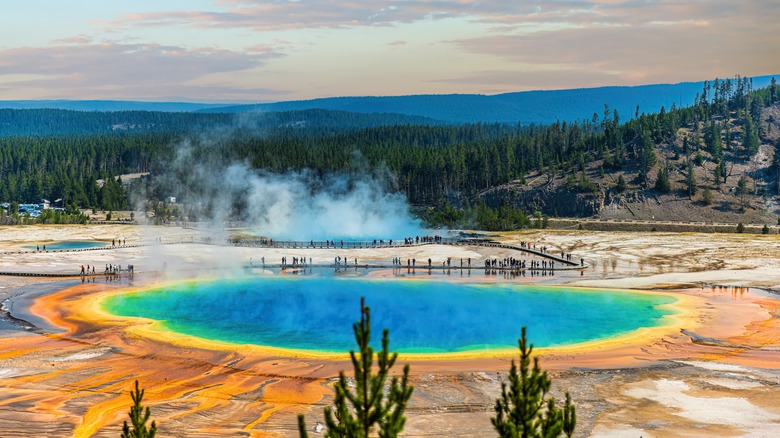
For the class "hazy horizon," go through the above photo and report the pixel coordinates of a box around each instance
[4,74,778,107]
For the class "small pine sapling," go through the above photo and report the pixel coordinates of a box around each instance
[299,298,413,438]
[492,327,576,438]
[121,380,157,438]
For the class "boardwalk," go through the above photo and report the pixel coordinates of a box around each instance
[0,237,587,278]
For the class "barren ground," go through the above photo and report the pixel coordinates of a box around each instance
[0,225,778,437]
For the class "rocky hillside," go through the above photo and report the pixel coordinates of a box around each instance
[481,102,780,225]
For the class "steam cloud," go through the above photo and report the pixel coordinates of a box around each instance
[144,137,424,240]
[218,165,423,240]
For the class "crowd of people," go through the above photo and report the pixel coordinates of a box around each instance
[251,241,581,273]
[232,235,452,249]
[79,263,134,276]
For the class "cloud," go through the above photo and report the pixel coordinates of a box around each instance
[448,1,780,86]
[51,35,94,45]
[103,1,778,87]
[0,42,288,100]
[3,1,777,99]
[108,1,772,32]
[109,0,523,31]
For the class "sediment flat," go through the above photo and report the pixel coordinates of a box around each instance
[0,225,778,437]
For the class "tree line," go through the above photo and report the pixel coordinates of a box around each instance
[0,76,776,228]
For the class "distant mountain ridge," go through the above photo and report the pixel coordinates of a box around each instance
[0,108,443,136]
[201,76,777,124]
[0,100,232,113]
[2,75,776,125]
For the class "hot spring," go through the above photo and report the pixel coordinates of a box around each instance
[24,240,107,251]
[103,276,677,354]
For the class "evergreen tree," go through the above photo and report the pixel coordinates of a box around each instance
[298,298,413,438]
[713,160,722,185]
[705,121,722,157]
[743,114,760,157]
[655,165,671,193]
[615,174,627,193]
[686,159,697,198]
[637,130,657,186]
[774,138,780,192]
[702,187,714,206]
[121,380,157,438]
[492,327,576,438]
[736,175,749,210]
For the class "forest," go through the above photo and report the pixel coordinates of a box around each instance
[0,76,777,230]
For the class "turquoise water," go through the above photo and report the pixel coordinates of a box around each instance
[24,240,107,250]
[103,277,677,353]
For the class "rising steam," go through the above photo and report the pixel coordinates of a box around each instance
[218,165,423,240]
[142,136,423,240]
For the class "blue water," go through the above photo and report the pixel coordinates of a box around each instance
[24,240,107,250]
[103,277,676,353]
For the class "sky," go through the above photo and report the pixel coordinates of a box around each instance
[0,0,776,103]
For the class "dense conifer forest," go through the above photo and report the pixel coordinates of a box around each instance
[1,76,777,229]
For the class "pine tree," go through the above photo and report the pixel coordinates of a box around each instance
[774,138,780,193]
[121,380,157,438]
[743,114,760,157]
[705,121,722,158]
[655,166,671,193]
[713,160,722,185]
[736,175,749,210]
[298,298,413,438]
[492,326,576,438]
[702,187,714,206]
[686,159,697,198]
[615,174,627,193]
